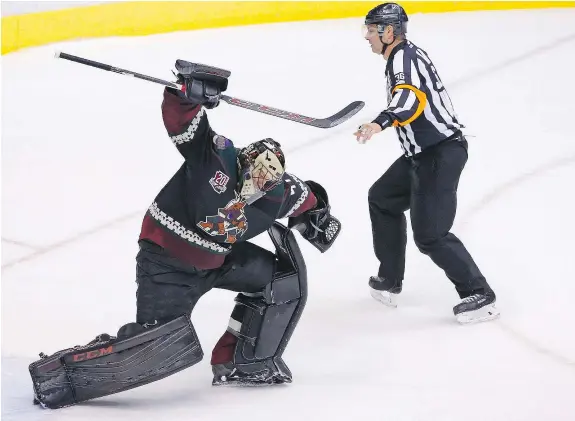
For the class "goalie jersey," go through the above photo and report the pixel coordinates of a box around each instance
[139,89,317,269]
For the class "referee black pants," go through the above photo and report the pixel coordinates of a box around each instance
[368,136,493,299]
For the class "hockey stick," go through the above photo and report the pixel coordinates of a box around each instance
[55,52,364,128]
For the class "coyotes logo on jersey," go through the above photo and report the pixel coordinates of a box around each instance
[197,196,248,244]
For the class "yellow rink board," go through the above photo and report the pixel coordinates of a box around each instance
[2,1,575,54]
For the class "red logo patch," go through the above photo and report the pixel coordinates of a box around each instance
[209,170,230,194]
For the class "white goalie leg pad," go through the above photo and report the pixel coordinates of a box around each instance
[369,287,399,308]
[455,303,500,324]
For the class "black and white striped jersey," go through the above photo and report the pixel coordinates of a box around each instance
[373,40,463,156]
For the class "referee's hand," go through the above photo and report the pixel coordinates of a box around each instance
[354,123,382,144]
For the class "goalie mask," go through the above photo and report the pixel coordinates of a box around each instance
[238,139,285,204]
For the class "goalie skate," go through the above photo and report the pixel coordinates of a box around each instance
[212,359,292,387]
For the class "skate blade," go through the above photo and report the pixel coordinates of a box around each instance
[212,377,288,387]
[213,380,274,388]
[369,288,398,308]
[456,304,500,324]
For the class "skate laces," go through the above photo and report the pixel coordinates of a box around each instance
[461,294,482,303]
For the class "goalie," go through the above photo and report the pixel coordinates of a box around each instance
[29,60,342,409]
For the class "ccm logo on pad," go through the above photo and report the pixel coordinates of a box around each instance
[72,346,114,362]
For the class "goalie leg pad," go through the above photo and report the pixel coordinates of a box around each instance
[235,222,306,362]
[29,315,203,409]
[214,223,306,385]
[232,292,299,361]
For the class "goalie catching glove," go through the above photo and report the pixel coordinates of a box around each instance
[288,181,342,252]
[173,60,231,109]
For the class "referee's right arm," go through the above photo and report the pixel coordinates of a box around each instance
[373,50,427,129]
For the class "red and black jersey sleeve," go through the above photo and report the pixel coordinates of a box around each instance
[161,88,216,164]
[278,173,317,219]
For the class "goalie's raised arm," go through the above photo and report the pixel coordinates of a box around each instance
[161,60,230,161]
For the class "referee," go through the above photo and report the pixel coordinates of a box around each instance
[354,3,499,324]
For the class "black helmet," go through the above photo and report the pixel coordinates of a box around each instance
[365,3,408,36]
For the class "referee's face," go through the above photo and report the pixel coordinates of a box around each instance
[364,24,384,54]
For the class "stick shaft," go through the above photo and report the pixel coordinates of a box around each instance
[56,52,180,89]
[55,52,364,128]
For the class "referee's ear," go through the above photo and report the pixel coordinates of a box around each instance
[382,24,395,42]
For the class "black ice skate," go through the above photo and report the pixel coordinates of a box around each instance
[368,276,402,307]
[212,359,292,387]
[453,292,500,324]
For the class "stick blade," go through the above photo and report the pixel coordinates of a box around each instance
[311,101,365,128]
[221,95,365,129]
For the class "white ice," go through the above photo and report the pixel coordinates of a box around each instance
[2,8,575,421]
